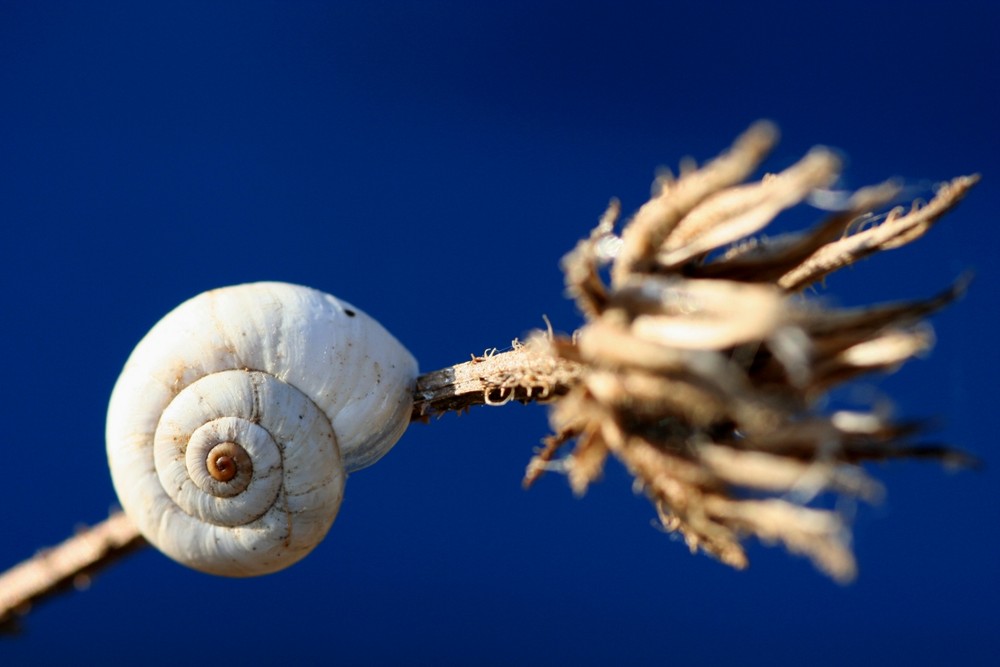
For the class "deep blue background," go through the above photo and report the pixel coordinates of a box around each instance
[2,2,997,665]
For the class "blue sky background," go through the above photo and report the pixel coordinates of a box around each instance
[1,2,998,665]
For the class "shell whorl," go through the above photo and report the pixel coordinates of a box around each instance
[106,282,418,576]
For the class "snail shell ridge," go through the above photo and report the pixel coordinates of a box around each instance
[106,282,418,576]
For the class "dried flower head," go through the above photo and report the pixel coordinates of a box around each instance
[523,122,978,581]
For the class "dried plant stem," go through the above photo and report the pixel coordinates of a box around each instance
[412,341,583,419]
[0,122,979,630]
[0,511,145,633]
[0,353,576,631]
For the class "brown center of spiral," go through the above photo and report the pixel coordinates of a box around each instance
[206,442,249,482]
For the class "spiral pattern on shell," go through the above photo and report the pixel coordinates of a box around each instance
[106,282,418,576]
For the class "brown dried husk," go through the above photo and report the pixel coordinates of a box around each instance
[524,122,978,581]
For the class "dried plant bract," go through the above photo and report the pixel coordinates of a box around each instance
[522,122,978,581]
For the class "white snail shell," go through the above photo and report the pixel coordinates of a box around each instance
[106,282,417,577]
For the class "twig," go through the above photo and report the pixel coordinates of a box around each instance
[411,339,583,419]
[0,352,582,632]
[0,122,980,630]
[0,511,145,634]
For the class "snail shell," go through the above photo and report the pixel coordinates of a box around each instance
[106,282,417,576]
